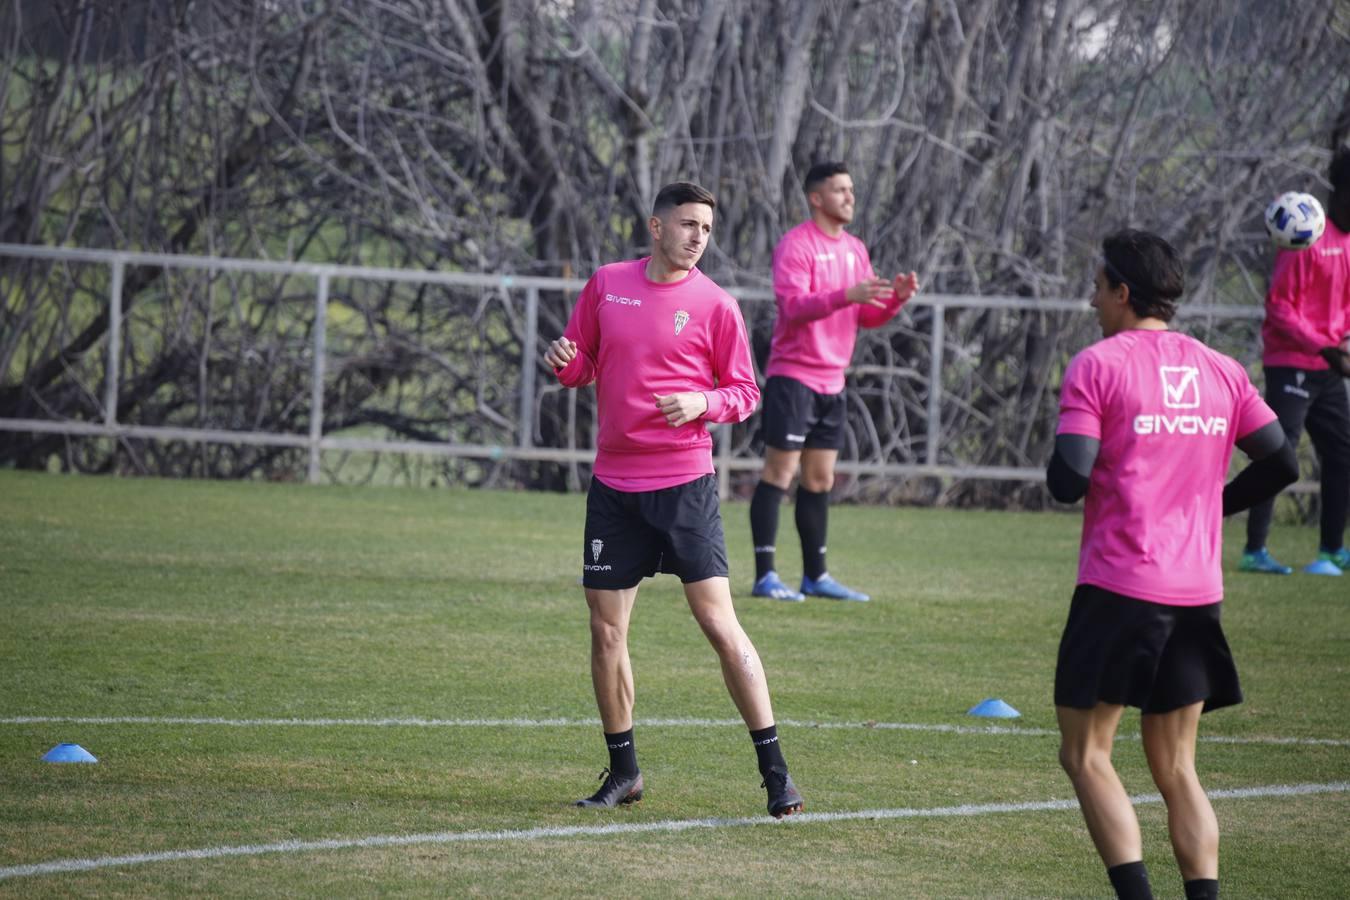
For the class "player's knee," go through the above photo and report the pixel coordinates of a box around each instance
[1146,754,1197,791]
[589,618,627,652]
[1058,743,1105,780]
[800,472,834,492]
[693,612,738,651]
[1057,744,1080,777]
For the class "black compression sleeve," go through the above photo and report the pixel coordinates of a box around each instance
[1046,434,1099,503]
[1223,423,1299,516]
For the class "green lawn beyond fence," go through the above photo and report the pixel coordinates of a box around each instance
[0,471,1346,897]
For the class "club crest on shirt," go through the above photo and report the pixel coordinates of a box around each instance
[591,539,604,562]
[674,309,690,335]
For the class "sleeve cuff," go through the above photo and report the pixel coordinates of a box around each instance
[702,391,723,420]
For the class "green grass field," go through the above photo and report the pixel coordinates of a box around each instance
[0,470,1346,897]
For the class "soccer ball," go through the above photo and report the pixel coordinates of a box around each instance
[1264,191,1326,250]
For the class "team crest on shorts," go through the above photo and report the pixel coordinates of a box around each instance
[591,538,604,562]
[673,310,690,335]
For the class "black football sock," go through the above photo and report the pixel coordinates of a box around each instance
[1107,861,1154,900]
[749,724,787,775]
[1183,879,1218,900]
[795,488,829,580]
[750,481,786,580]
[604,729,638,777]
[1320,429,1349,550]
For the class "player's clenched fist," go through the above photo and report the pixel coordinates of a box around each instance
[654,391,708,427]
[544,337,577,369]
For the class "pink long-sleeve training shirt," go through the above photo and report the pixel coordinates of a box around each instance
[555,258,760,488]
[1262,220,1350,370]
[765,220,906,394]
[1057,329,1277,605]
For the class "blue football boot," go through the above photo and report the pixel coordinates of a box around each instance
[1304,547,1350,576]
[1238,548,1292,575]
[800,572,870,602]
[752,571,805,602]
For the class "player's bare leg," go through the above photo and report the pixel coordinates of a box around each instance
[761,446,802,492]
[798,447,836,493]
[685,576,803,817]
[575,586,644,808]
[685,576,774,727]
[586,586,639,731]
[1057,703,1144,866]
[1141,702,1218,881]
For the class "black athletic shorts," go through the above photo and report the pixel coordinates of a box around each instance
[581,473,730,589]
[760,375,846,451]
[1054,584,1242,715]
[1262,366,1350,462]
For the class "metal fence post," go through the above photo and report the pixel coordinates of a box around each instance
[104,257,125,426]
[926,301,944,467]
[520,286,538,448]
[308,272,330,484]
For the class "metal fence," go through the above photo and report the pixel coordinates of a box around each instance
[2,242,1296,499]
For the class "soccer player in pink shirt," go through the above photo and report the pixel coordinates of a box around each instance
[545,181,803,818]
[1047,230,1297,900]
[1241,148,1350,575]
[749,161,920,602]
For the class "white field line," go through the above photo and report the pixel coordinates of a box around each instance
[2,715,1348,747]
[1,781,1345,882]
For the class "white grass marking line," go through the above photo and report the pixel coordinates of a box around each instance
[1,781,1345,882]
[3,715,1347,747]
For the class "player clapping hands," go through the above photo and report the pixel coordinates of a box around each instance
[845,271,920,309]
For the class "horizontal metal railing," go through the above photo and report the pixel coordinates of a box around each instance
[1,242,1304,496]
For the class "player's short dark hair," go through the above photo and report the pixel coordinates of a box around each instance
[804,161,849,194]
[652,182,716,217]
[1330,147,1350,233]
[1101,229,1183,322]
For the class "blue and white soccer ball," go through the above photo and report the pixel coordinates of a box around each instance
[1264,191,1325,250]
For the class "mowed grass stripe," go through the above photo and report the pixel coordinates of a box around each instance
[3,781,1345,882]
[6,715,1349,747]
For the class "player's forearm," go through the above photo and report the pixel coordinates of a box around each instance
[1265,306,1324,354]
[702,380,760,423]
[772,251,849,324]
[1045,434,1099,504]
[554,352,596,387]
[1223,438,1298,516]
[859,293,904,329]
[775,286,851,325]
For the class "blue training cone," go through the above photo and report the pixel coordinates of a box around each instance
[967,698,1020,718]
[42,743,98,763]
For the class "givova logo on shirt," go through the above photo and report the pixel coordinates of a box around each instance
[1133,365,1228,435]
[1160,366,1200,408]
